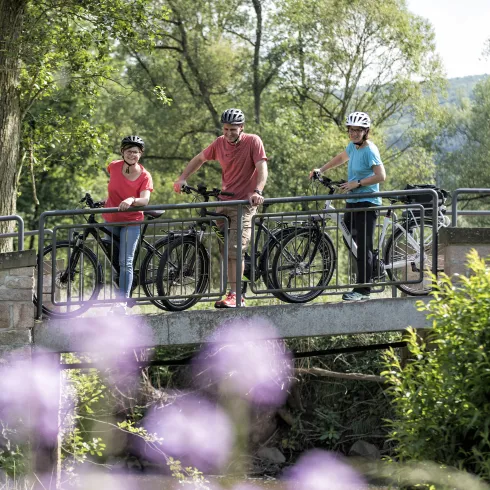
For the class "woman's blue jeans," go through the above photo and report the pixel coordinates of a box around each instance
[105,223,141,299]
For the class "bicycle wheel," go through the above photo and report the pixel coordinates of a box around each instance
[140,236,171,310]
[271,228,336,303]
[34,241,103,318]
[156,236,209,311]
[251,226,297,296]
[384,219,443,296]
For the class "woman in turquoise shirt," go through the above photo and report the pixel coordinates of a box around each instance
[309,111,386,301]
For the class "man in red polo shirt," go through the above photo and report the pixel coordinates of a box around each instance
[173,108,268,307]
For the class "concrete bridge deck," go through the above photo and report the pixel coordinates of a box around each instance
[34,297,429,352]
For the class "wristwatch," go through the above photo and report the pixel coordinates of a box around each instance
[254,189,264,196]
[357,180,362,188]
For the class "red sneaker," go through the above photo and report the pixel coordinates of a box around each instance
[214,292,246,308]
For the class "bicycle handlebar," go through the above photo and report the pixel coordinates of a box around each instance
[80,193,105,209]
[181,184,234,199]
[311,172,347,189]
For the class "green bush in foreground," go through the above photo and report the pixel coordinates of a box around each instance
[383,250,490,480]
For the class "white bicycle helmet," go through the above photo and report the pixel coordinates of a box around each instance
[346,112,371,128]
[220,108,245,125]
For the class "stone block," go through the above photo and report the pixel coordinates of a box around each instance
[0,287,33,301]
[0,304,9,329]
[0,302,34,330]
[12,302,35,329]
[0,270,8,286]
[9,267,35,277]
[0,250,36,271]
[0,345,32,363]
[0,330,32,348]
[5,275,34,290]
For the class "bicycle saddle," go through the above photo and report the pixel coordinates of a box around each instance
[144,210,165,219]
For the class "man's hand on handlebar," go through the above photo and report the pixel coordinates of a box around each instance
[173,178,187,193]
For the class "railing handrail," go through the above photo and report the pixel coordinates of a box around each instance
[451,188,490,226]
[0,215,25,251]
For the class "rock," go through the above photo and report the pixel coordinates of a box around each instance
[256,447,286,464]
[348,440,381,460]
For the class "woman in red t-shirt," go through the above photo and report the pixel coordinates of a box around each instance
[102,135,154,314]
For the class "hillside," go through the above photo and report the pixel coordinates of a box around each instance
[442,74,489,104]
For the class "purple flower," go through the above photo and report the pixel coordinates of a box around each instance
[284,450,367,490]
[68,316,155,374]
[0,350,64,441]
[75,469,136,490]
[193,317,293,406]
[141,394,234,472]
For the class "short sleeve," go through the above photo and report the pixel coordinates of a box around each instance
[251,136,267,165]
[202,139,219,161]
[140,171,153,193]
[345,142,354,158]
[369,146,383,167]
[107,160,117,173]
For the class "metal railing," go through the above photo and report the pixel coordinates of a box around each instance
[32,187,444,318]
[451,188,490,226]
[0,215,25,251]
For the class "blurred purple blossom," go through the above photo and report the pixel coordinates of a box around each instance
[141,394,234,472]
[74,469,137,490]
[193,317,293,406]
[284,450,367,490]
[0,350,63,441]
[68,315,155,374]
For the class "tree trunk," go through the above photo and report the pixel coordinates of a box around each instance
[0,0,27,252]
[251,0,262,125]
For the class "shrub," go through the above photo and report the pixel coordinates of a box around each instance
[383,250,490,479]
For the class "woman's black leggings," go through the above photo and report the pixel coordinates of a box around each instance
[343,202,379,294]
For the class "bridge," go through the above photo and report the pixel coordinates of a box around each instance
[33,297,429,352]
[0,187,488,356]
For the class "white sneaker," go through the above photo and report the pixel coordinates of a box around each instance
[109,302,128,316]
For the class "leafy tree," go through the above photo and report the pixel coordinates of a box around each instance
[438,77,490,190]
[383,250,490,479]
[0,0,169,251]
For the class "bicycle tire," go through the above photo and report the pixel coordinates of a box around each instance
[384,219,444,296]
[156,235,209,311]
[270,227,336,303]
[250,226,298,299]
[140,236,172,311]
[34,241,103,318]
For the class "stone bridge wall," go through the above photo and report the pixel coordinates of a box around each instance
[0,250,36,358]
[439,228,490,277]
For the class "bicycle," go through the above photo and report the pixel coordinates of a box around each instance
[34,193,167,318]
[271,173,450,302]
[155,184,299,311]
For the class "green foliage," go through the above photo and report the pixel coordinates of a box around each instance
[438,76,490,191]
[283,333,400,454]
[0,422,28,478]
[15,0,170,225]
[383,250,490,480]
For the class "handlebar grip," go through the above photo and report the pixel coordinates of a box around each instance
[219,191,234,196]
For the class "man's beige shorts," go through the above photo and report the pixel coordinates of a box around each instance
[216,205,257,260]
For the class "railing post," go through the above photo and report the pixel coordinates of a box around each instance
[36,212,48,319]
[236,204,243,307]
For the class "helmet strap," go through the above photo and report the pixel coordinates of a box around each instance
[231,128,243,145]
[123,160,137,173]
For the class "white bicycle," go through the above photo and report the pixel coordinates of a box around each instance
[270,174,450,302]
